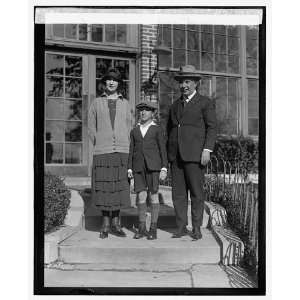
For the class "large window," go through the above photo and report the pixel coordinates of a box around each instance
[47,24,128,45]
[158,25,259,137]
[45,53,84,164]
[159,24,240,74]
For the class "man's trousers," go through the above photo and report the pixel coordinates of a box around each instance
[171,155,206,230]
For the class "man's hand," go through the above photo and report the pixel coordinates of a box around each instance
[128,169,133,179]
[159,169,167,181]
[201,150,211,166]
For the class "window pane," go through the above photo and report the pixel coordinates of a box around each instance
[116,24,127,43]
[201,52,213,71]
[159,52,172,68]
[65,143,82,164]
[187,51,200,69]
[53,24,64,37]
[46,76,63,97]
[173,29,185,48]
[201,33,213,52]
[246,38,258,58]
[228,78,238,97]
[114,60,129,80]
[65,121,82,142]
[46,121,64,141]
[228,37,240,55]
[174,25,185,30]
[46,143,63,164]
[187,25,199,31]
[247,58,258,75]
[187,31,199,50]
[46,98,64,119]
[215,35,226,54]
[120,81,129,99]
[160,73,173,93]
[79,24,87,40]
[199,76,212,97]
[91,25,103,42]
[65,100,82,121]
[228,55,240,74]
[248,100,259,118]
[96,58,112,78]
[228,26,239,36]
[162,26,172,47]
[248,119,259,135]
[248,80,259,98]
[247,26,259,39]
[215,54,227,73]
[46,53,63,75]
[65,56,82,77]
[201,25,213,33]
[105,24,116,42]
[228,96,238,119]
[173,49,186,67]
[65,78,82,98]
[214,25,226,35]
[96,79,105,97]
[65,24,77,39]
[159,93,173,128]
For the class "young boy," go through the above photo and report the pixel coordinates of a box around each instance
[128,101,168,240]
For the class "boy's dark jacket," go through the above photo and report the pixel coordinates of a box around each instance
[128,124,168,172]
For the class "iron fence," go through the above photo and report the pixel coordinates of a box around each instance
[205,155,259,271]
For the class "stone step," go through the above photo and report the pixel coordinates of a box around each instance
[58,228,220,265]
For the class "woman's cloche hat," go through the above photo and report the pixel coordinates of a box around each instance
[101,67,123,83]
[136,101,157,111]
[174,65,202,82]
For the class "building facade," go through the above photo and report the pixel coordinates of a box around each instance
[44,24,259,177]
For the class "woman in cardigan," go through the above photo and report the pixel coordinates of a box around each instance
[88,67,132,239]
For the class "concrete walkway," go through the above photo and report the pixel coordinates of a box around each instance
[44,262,256,288]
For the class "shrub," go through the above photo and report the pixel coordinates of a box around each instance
[213,136,258,174]
[44,172,71,233]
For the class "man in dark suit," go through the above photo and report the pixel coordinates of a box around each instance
[167,65,217,240]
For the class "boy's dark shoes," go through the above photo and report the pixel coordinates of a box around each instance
[134,222,148,239]
[111,217,126,237]
[191,227,202,240]
[147,223,157,240]
[171,226,189,238]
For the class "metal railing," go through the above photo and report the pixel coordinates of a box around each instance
[205,156,259,270]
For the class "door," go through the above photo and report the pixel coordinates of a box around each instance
[45,52,136,177]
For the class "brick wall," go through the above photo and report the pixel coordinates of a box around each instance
[140,24,158,102]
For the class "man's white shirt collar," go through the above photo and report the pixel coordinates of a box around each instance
[185,90,197,103]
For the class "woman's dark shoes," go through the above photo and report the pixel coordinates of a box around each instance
[147,223,157,240]
[172,227,189,238]
[111,217,126,237]
[191,227,202,240]
[134,222,148,239]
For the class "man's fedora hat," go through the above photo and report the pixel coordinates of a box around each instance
[101,67,123,83]
[136,101,157,111]
[174,65,202,81]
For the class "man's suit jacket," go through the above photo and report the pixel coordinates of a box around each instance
[167,92,217,162]
[128,124,168,172]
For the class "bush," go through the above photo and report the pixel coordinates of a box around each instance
[213,136,258,174]
[44,172,71,233]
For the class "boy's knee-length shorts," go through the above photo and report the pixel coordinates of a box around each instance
[133,160,160,194]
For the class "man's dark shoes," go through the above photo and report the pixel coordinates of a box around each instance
[134,222,148,239]
[172,227,188,238]
[191,227,202,240]
[147,223,157,240]
[99,216,110,239]
[111,217,126,237]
